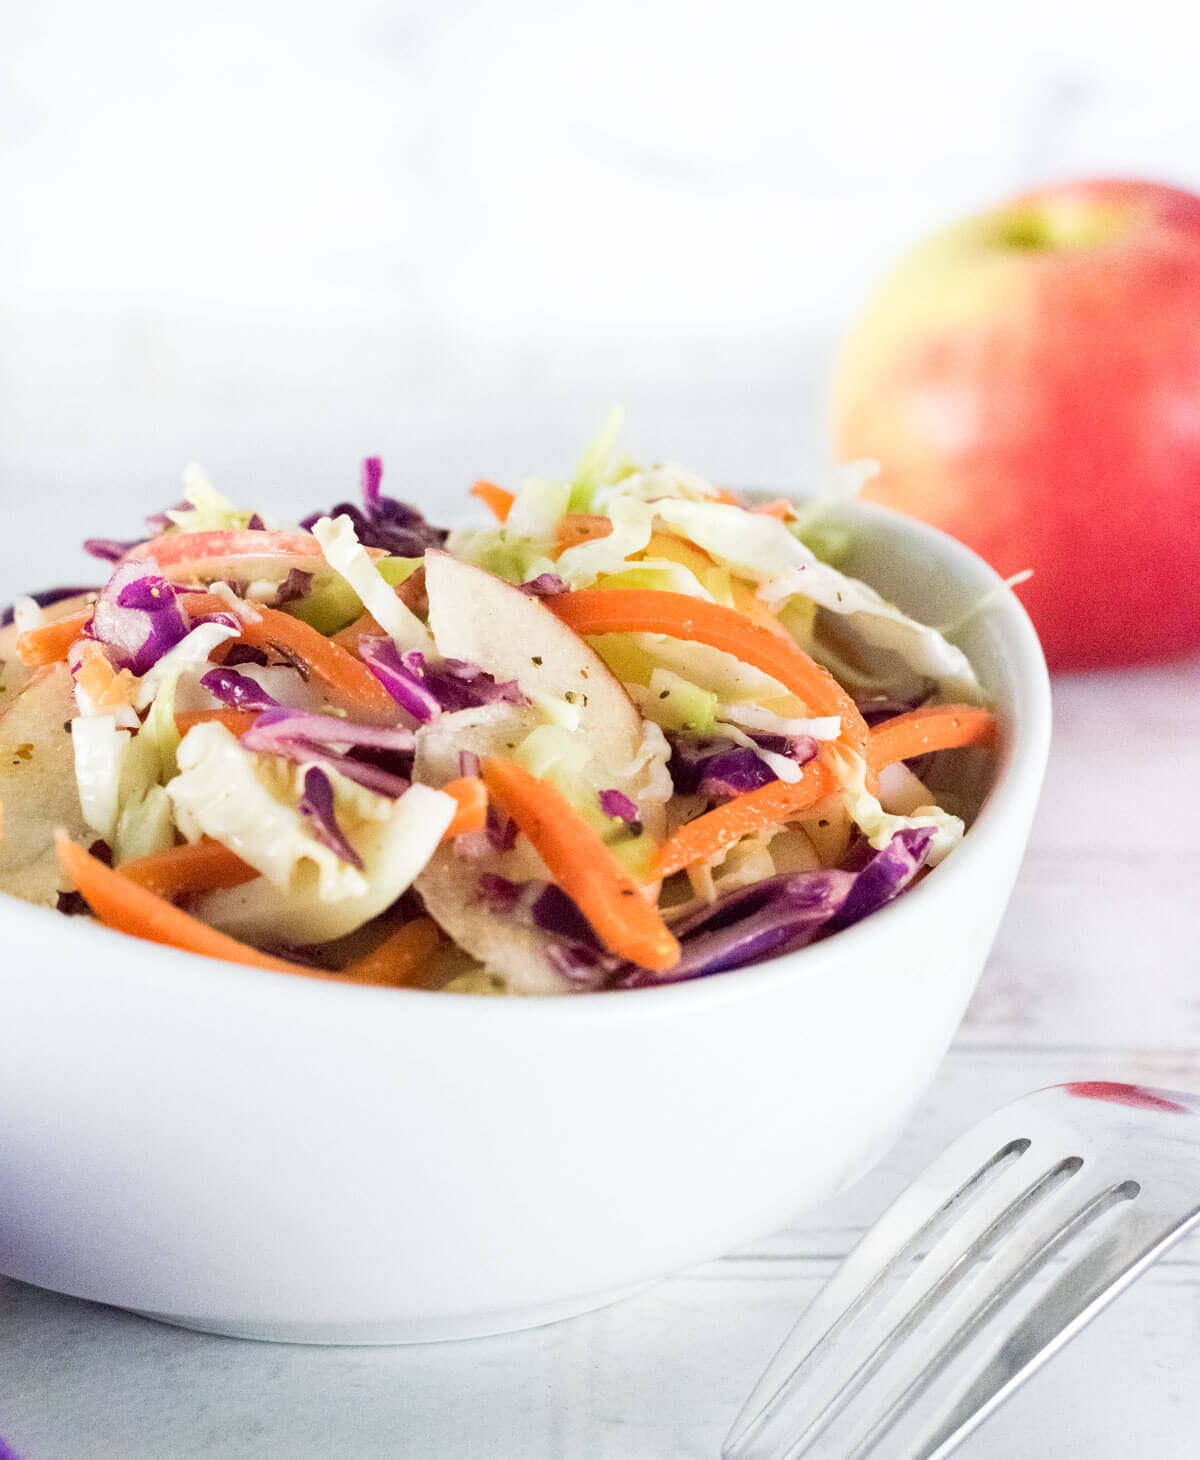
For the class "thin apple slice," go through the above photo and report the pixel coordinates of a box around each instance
[132,529,385,596]
[413,703,577,996]
[423,550,671,836]
[0,663,94,907]
[415,560,673,994]
[137,529,326,568]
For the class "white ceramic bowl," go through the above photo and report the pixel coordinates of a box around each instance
[0,502,1050,1343]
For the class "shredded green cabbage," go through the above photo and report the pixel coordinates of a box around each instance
[311,515,433,653]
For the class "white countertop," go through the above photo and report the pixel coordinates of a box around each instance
[2,577,1198,1457]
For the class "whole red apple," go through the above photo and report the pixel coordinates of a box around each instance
[832,178,1200,669]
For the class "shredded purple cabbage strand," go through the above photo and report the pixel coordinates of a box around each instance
[199,668,282,712]
[298,766,364,868]
[668,733,818,799]
[240,708,415,797]
[301,456,448,558]
[615,828,935,989]
[359,639,525,722]
[477,875,620,989]
[87,560,191,677]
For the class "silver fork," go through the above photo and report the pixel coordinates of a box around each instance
[723,1081,1200,1460]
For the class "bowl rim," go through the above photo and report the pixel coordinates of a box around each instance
[2,499,1051,1025]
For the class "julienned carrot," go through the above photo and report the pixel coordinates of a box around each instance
[73,640,137,710]
[225,603,399,723]
[440,776,488,838]
[480,757,679,972]
[472,480,514,523]
[118,838,258,899]
[176,593,399,722]
[550,589,872,768]
[339,916,442,987]
[555,514,612,550]
[869,704,997,772]
[174,708,260,738]
[655,755,836,878]
[55,831,314,975]
[15,612,92,667]
[57,831,439,987]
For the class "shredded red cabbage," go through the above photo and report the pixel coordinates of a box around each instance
[828,827,934,930]
[84,538,141,563]
[88,560,190,676]
[668,733,818,799]
[83,500,189,562]
[485,803,518,852]
[598,789,638,822]
[298,766,364,868]
[359,639,525,722]
[545,941,622,989]
[518,573,569,598]
[240,708,415,797]
[615,830,935,988]
[477,874,619,989]
[275,568,314,606]
[199,668,282,711]
[300,457,448,558]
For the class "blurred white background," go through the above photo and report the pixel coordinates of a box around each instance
[2,0,1198,588]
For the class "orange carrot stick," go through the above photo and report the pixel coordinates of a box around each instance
[72,640,138,710]
[231,605,399,723]
[480,757,679,972]
[174,708,260,738]
[15,612,92,666]
[471,480,514,523]
[177,593,400,722]
[869,704,997,772]
[339,916,442,987]
[118,838,259,899]
[550,589,872,768]
[655,755,836,878]
[440,776,488,838]
[55,832,315,975]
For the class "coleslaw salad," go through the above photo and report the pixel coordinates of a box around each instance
[0,427,1003,995]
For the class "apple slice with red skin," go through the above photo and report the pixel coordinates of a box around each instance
[130,528,385,585]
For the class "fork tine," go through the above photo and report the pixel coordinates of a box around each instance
[834,1176,1143,1460]
[908,1192,1200,1460]
[726,1082,1200,1460]
[724,1114,1035,1457]
[726,1151,1097,1460]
